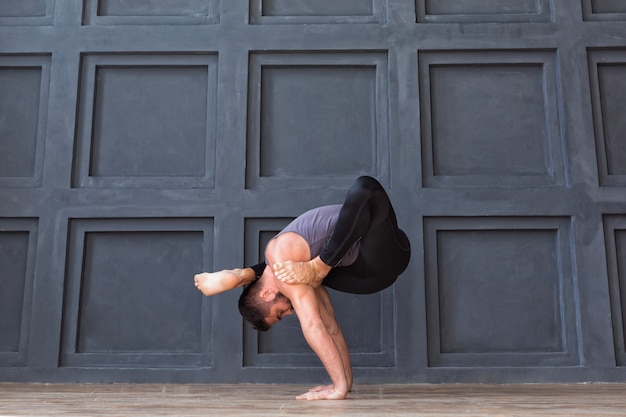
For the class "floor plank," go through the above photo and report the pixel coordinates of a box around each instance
[0,383,625,416]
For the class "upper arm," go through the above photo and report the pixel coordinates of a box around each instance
[274,273,322,326]
[265,232,320,322]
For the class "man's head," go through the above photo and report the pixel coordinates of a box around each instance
[238,277,293,331]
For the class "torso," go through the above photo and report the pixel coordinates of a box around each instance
[275,205,359,266]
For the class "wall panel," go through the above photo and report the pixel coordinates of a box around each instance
[419,50,564,188]
[583,0,626,20]
[82,0,220,25]
[416,0,552,23]
[250,0,382,24]
[73,53,218,189]
[424,217,579,368]
[246,52,389,190]
[588,49,626,186]
[604,215,626,366]
[0,219,37,368]
[0,55,50,187]
[61,218,213,369]
[0,0,54,26]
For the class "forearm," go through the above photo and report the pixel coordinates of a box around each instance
[330,326,352,390]
[300,319,349,395]
[316,288,352,389]
[276,286,350,400]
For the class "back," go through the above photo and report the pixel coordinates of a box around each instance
[276,205,359,266]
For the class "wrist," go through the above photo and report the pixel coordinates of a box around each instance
[333,381,349,395]
[331,386,348,399]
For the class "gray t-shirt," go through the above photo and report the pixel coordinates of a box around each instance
[275,205,359,266]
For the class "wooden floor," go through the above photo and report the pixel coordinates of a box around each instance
[1,383,625,417]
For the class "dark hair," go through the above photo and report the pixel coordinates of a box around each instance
[238,279,272,332]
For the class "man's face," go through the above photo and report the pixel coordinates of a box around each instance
[263,293,294,327]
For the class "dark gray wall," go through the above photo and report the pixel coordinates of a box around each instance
[1,0,626,384]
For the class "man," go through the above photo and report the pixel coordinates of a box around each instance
[194,176,410,400]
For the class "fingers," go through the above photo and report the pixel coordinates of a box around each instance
[296,392,320,400]
[309,385,332,392]
[296,387,347,401]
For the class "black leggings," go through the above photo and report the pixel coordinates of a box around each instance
[321,176,411,294]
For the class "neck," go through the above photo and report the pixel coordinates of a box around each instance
[257,272,279,297]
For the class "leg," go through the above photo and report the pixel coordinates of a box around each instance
[320,175,392,267]
[323,226,410,294]
[274,176,394,285]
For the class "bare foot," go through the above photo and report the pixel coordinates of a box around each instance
[273,257,331,287]
[194,269,251,297]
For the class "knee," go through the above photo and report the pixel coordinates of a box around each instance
[353,176,383,195]
[355,175,379,187]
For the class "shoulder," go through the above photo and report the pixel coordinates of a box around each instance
[266,231,311,263]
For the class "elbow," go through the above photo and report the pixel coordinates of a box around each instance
[302,316,326,330]
[301,316,328,337]
[326,324,340,337]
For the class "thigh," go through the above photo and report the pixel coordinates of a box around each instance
[322,227,410,295]
[323,267,397,294]
[358,218,411,276]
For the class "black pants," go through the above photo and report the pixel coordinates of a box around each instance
[321,176,411,294]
